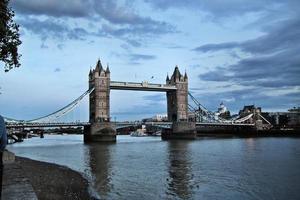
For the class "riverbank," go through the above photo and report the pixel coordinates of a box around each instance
[13,156,95,200]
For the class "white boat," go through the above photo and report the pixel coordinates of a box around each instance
[152,130,161,136]
[130,130,148,137]
[130,125,148,137]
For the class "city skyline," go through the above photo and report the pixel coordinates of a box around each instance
[0,0,299,121]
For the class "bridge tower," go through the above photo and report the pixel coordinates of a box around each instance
[84,60,116,142]
[163,66,196,139]
[166,66,188,121]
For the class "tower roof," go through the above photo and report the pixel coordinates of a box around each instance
[106,64,110,73]
[95,59,103,72]
[166,74,170,81]
[184,71,188,80]
[172,65,182,81]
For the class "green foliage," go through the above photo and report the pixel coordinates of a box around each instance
[0,0,21,72]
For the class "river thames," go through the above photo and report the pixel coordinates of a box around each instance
[7,135,300,199]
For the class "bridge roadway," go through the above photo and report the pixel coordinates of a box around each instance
[110,81,177,92]
[6,121,255,128]
[145,122,255,126]
[5,122,142,128]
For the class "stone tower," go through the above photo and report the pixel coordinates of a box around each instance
[166,66,188,122]
[89,59,110,123]
[85,59,116,142]
[163,66,196,140]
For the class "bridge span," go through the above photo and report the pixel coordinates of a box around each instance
[6,121,255,129]
[4,59,269,141]
[110,81,177,92]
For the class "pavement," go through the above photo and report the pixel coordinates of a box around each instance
[1,151,38,200]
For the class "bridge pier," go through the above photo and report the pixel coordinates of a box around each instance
[161,121,196,140]
[84,123,116,143]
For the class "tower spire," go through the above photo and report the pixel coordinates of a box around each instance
[184,70,188,81]
[95,59,103,72]
[166,73,170,81]
[106,63,110,74]
[172,65,181,81]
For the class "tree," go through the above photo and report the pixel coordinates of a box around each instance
[0,0,21,72]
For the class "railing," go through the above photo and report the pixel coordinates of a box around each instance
[6,122,90,128]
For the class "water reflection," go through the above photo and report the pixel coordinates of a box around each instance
[88,143,114,199]
[166,141,194,199]
[7,135,300,200]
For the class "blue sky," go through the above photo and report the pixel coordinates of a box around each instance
[0,0,299,121]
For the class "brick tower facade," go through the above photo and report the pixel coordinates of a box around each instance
[85,59,116,142]
[166,66,188,122]
[163,66,196,140]
[89,59,110,123]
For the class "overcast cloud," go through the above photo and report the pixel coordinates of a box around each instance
[1,0,298,120]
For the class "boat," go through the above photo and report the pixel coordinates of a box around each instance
[130,125,148,137]
[7,134,23,144]
[152,130,161,136]
[130,130,148,137]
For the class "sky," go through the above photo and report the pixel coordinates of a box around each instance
[0,0,299,121]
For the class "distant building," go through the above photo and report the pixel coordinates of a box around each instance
[268,107,300,129]
[151,114,168,122]
[287,107,300,127]
[218,102,227,113]
[237,105,263,124]
[215,102,231,119]
[142,114,168,122]
[239,105,261,117]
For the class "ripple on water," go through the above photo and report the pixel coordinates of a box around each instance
[8,135,300,200]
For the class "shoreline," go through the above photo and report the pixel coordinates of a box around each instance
[14,156,96,200]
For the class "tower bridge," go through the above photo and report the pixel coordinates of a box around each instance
[4,59,267,142]
[86,59,193,142]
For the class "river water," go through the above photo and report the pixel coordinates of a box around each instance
[7,135,300,200]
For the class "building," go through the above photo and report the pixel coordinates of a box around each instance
[152,114,168,122]
[239,105,261,117]
[268,107,300,129]
[142,114,168,122]
[215,102,231,119]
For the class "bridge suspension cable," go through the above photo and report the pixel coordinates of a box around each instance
[188,92,220,122]
[188,91,258,124]
[4,87,94,123]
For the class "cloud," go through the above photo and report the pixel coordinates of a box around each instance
[193,42,240,53]
[111,103,166,118]
[94,1,160,26]
[196,15,300,90]
[97,22,175,50]
[192,4,300,111]
[190,87,300,113]
[194,17,300,55]
[129,54,156,61]
[54,68,61,72]
[144,0,299,20]
[18,17,90,42]
[11,0,91,18]
[143,94,166,102]
[40,43,48,49]
[12,0,176,47]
